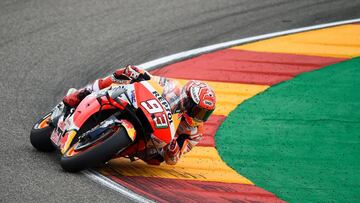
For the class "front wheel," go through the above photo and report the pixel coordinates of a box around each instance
[60,126,132,172]
[30,113,55,152]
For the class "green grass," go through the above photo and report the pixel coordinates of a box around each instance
[216,58,360,202]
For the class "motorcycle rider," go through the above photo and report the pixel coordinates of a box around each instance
[63,65,216,165]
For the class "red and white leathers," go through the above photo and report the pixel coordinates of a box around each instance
[63,65,214,165]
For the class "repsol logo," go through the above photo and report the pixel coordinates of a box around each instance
[152,91,173,124]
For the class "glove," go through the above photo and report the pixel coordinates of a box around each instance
[113,65,150,81]
[164,139,180,165]
[63,88,91,107]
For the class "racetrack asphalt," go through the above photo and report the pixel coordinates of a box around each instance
[1,0,360,202]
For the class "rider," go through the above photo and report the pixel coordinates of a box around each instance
[63,65,216,165]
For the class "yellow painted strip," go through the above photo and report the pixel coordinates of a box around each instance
[103,146,253,184]
[232,24,360,58]
[173,79,269,116]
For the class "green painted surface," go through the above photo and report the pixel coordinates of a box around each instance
[216,58,360,202]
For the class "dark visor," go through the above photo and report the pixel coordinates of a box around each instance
[187,104,214,122]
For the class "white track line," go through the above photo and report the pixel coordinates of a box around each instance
[84,17,360,202]
[83,169,155,203]
[138,18,360,70]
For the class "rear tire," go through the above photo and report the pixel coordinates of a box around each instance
[30,113,55,152]
[60,127,132,172]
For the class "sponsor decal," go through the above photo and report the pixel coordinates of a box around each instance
[151,91,173,124]
[130,90,136,106]
[50,131,60,145]
[58,120,66,132]
[120,120,136,141]
[204,100,213,106]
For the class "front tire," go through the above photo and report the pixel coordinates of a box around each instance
[30,113,55,152]
[60,127,132,172]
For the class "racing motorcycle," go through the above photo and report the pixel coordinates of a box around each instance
[30,78,181,172]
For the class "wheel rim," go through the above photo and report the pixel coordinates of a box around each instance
[65,139,106,157]
[35,114,51,129]
[65,126,123,157]
[65,129,117,157]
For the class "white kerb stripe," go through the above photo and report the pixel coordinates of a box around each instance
[88,17,360,201]
[137,18,360,70]
[83,169,155,203]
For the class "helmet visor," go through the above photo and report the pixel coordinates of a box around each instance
[187,104,214,122]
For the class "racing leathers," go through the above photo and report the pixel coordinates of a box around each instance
[63,65,204,165]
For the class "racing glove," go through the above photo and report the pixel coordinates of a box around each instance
[63,88,91,107]
[113,65,150,81]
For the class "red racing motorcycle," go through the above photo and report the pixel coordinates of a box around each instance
[30,78,181,172]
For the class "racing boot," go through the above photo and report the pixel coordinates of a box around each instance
[63,88,91,108]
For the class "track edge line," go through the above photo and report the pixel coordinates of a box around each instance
[83,169,156,203]
[138,18,360,70]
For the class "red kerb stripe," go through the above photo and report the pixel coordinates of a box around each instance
[101,171,285,203]
[151,49,345,85]
[199,115,226,147]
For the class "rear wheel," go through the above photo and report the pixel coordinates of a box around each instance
[30,113,55,152]
[60,126,132,172]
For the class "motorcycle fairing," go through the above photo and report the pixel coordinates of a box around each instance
[134,81,181,144]
[53,94,123,154]
[53,79,181,154]
[72,94,119,127]
[50,109,80,154]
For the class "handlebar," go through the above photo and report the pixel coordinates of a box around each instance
[109,86,127,99]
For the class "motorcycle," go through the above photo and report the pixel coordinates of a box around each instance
[30,78,181,172]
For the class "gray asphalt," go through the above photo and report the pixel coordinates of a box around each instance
[1,0,360,202]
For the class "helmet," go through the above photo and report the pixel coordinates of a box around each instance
[180,80,216,126]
